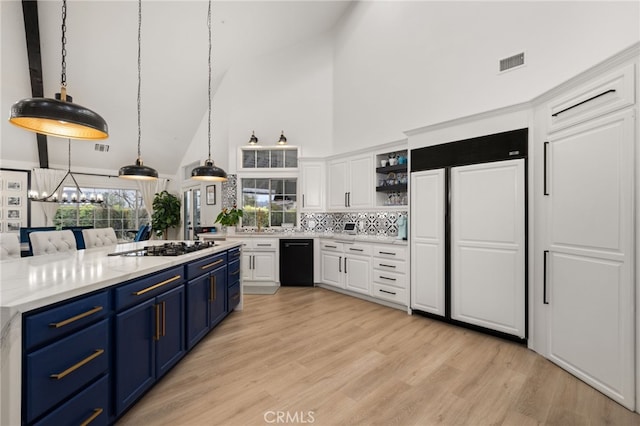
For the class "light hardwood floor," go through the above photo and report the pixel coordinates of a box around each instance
[118,287,640,426]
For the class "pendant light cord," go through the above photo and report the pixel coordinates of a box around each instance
[137,0,142,159]
[60,0,67,88]
[207,0,212,161]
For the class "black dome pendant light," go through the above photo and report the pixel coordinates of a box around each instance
[192,0,227,182]
[119,0,158,181]
[9,0,108,140]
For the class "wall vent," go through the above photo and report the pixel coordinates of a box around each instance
[499,52,525,72]
[94,143,110,152]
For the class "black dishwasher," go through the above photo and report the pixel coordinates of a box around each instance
[279,239,314,286]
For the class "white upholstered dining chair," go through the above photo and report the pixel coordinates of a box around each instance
[0,233,21,260]
[82,228,119,249]
[29,230,77,256]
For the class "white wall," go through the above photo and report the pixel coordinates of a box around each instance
[333,1,640,154]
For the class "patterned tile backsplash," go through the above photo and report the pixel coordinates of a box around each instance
[222,174,407,237]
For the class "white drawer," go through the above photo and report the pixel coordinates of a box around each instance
[373,258,406,274]
[373,270,406,289]
[251,239,278,250]
[372,283,407,305]
[547,63,635,133]
[227,238,278,250]
[344,243,372,256]
[320,240,343,252]
[373,244,406,260]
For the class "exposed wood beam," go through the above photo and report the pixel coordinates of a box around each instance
[21,0,48,169]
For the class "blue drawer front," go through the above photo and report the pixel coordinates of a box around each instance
[228,282,240,312]
[228,247,241,262]
[24,291,109,351]
[186,252,227,280]
[114,266,184,311]
[33,374,109,426]
[26,319,110,423]
[228,259,240,286]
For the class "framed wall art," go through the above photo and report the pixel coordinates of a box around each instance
[206,185,216,205]
[0,168,31,232]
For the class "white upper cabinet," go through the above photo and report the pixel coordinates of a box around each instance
[327,155,373,210]
[298,159,325,212]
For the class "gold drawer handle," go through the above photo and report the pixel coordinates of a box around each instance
[50,349,104,380]
[201,258,224,270]
[154,304,161,341]
[133,275,181,296]
[49,306,103,328]
[209,276,217,301]
[230,270,240,276]
[232,294,240,301]
[80,408,103,426]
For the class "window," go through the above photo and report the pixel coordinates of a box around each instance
[241,178,297,227]
[54,187,149,240]
[241,148,298,169]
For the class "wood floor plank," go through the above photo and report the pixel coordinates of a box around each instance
[117,287,640,426]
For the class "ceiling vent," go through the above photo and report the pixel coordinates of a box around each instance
[499,52,525,72]
[94,143,110,152]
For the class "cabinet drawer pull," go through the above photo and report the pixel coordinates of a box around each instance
[349,248,363,252]
[231,251,241,258]
[379,289,396,296]
[80,408,104,426]
[380,276,397,281]
[230,269,240,276]
[379,251,396,256]
[256,243,272,247]
[551,89,616,117]
[49,306,103,328]
[133,275,181,296]
[338,256,342,273]
[543,142,549,196]
[50,349,105,379]
[325,245,337,249]
[379,263,396,268]
[232,294,240,302]
[201,259,224,270]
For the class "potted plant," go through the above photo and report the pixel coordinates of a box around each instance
[151,190,181,240]
[215,205,243,234]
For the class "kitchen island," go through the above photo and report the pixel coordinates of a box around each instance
[0,240,242,426]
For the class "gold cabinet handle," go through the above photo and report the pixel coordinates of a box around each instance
[133,275,181,296]
[49,306,103,328]
[200,259,224,270]
[232,294,240,302]
[50,349,104,380]
[154,304,161,341]
[162,301,166,337]
[80,408,104,426]
[209,276,216,301]
[230,270,240,276]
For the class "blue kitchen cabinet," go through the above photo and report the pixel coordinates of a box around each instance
[114,268,185,417]
[186,253,227,350]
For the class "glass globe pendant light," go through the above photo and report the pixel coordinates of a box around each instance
[9,0,108,140]
[119,0,158,180]
[192,0,227,182]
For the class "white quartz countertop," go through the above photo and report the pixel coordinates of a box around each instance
[0,240,241,313]
[200,232,408,245]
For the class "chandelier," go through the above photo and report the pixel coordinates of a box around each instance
[28,139,104,204]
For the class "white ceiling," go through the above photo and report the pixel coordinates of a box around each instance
[1,0,352,176]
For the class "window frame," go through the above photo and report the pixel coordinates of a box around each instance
[237,169,299,229]
[238,146,299,171]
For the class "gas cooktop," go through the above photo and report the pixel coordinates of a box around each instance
[109,241,215,257]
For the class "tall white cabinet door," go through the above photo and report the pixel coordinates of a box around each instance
[321,251,344,288]
[450,159,525,338]
[344,255,371,295]
[327,160,348,210]
[410,169,446,316]
[348,156,372,209]
[299,160,325,212]
[546,109,634,409]
[252,252,276,282]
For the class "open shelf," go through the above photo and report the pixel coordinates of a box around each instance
[375,164,407,174]
[376,183,408,192]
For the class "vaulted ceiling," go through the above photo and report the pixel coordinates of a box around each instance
[1,1,352,176]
